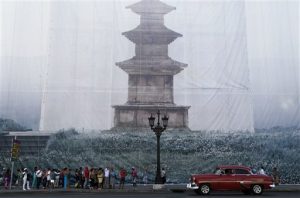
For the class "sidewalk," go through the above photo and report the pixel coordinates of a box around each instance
[1,184,300,193]
[0,184,155,193]
[270,184,300,192]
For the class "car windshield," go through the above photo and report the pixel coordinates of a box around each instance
[214,169,220,174]
[234,169,250,174]
[214,168,224,175]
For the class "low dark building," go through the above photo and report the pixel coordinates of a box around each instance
[0,131,50,158]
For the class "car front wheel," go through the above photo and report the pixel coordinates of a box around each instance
[195,184,211,195]
[251,184,263,195]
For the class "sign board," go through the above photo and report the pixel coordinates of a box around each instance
[11,139,21,161]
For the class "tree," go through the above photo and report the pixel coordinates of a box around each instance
[0,118,30,132]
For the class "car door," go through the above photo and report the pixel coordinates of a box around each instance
[216,169,237,190]
[234,168,252,190]
[210,169,223,190]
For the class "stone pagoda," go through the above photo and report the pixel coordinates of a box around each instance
[113,0,190,129]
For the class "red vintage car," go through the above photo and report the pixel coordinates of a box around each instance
[187,165,275,195]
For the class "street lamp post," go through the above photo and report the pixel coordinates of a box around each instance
[148,110,169,184]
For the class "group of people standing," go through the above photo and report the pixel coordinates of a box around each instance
[2,168,31,190]
[2,166,167,190]
[2,167,82,190]
[75,166,149,190]
[18,167,71,190]
[75,166,117,189]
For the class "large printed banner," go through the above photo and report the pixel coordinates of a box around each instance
[1,0,298,132]
[0,0,299,184]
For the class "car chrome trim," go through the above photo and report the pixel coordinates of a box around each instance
[187,183,199,190]
[269,184,275,188]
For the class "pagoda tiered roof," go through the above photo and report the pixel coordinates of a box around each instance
[123,24,182,44]
[127,0,175,15]
[116,0,187,75]
[116,56,187,75]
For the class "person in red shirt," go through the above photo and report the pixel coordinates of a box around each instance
[83,166,89,189]
[131,167,138,189]
[119,167,127,189]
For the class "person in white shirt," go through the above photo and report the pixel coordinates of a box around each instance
[22,168,30,190]
[161,168,166,184]
[258,166,266,175]
[54,169,60,188]
[104,168,110,189]
[46,168,51,188]
[36,168,43,189]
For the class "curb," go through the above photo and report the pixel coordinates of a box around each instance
[0,189,170,194]
[1,184,300,194]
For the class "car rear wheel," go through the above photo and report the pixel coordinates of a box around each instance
[251,184,263,195]
[195,184,211,195]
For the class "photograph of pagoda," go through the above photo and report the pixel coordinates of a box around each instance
[113,0,189,129]
[1,0,299,187]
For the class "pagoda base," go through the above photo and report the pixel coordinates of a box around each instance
[112,104,190,129]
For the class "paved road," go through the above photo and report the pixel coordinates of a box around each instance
[0,191,299,198]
